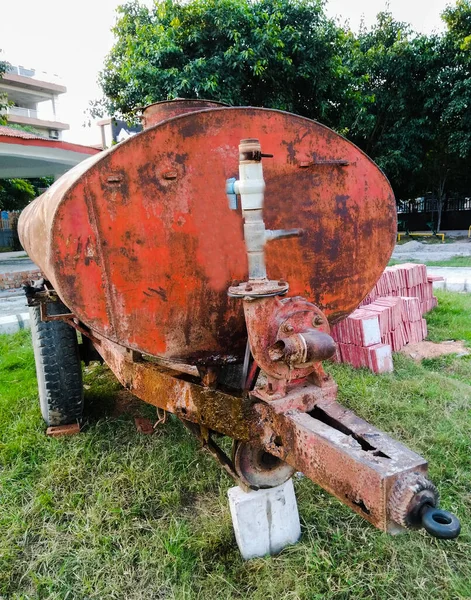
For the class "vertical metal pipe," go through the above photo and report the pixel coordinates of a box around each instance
[237,139,268,281]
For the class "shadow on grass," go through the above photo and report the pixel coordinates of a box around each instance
[82,362,157,424]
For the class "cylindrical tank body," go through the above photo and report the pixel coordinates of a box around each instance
[19,103,396,365]
[141,98,228,129]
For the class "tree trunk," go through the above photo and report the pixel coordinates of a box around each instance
[436,172,448,233]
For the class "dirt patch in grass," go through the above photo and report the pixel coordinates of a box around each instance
[401,340,469,361]
[112,388,149,417]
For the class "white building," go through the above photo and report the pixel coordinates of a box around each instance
[97,117,141,149]
[0,64,69,140]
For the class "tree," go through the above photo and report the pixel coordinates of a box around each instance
[338,13,442,200]
[96,0,470,229]
[0,53,10,125]
[418,1,471,230]
[95,0,356,128]
[338,8,471,230]
[0,178,53,211]
[0,179,36,211]
[442,0,471,51]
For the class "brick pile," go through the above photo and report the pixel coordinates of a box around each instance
[360,263,439,314]
[331,264,441,373]
[0,269,41,290]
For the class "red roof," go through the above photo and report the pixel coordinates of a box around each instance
[0,125,49,140]
[0,125,100,155]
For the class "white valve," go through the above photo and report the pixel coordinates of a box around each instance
[227,139,302,282]
[237,161,265,211]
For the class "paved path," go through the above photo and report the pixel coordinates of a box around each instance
[427,267,471,293]
[392,239,471,263]
[0,251,37,274]
[0,288,28,319]
[0,251,29,260]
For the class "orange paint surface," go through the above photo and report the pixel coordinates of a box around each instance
[19,107,396,364]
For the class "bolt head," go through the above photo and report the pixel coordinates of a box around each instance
[162,170,178,180]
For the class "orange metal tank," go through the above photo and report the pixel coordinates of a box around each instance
[19,102,396,365]
[140,98,228,128]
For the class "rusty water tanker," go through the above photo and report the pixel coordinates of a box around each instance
[19,100,460,540]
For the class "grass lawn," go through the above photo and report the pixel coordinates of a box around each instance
[389,256,471,267]
[0,290,470,599]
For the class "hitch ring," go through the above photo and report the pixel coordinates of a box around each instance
[420,505,461,539]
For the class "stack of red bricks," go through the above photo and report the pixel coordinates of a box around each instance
[331,263,441,373]
[360,263,438,314]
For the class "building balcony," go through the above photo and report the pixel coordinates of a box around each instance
[2,65,67,96]
[7,64,62,83]
[6,105,62,122]
[6,107,69,134]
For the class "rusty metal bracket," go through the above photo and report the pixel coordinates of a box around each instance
[181,419,251,492]
[93,333,432,532]
[39,301,76,323]
[24,281,76,322]
[299,160,350,167]
[24,284,58,307]
[25,281,100,346]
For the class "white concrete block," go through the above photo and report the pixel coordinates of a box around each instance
[228,478,301,560]
[360,315,382,346]
[0,313,30,334]
[371,343,394,373]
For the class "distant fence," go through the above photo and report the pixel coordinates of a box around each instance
[397,197,471,230]
[398,197,471,214]
[0,211,20,249]
[0,211,20,230]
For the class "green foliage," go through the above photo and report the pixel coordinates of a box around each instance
[342,6,471,212]
[0,179,35,211]
[7,122,47,137]
[425,289,471,344]
[390,256,471,267]
[96,0,355,128]
[96,0,471,207]
[443,0,471,50]
[340,14,438,198]
[0,177,52,211]
[437,0,471,164]
[0,52,10,126]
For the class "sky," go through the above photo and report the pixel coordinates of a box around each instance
[0,0,452,146]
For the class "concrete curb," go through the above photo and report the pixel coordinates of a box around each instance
[0,312,30,334]
[432,280,470,293]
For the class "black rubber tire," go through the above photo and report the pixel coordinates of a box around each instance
[29,302,83,426]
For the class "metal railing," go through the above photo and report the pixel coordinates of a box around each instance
[7,106,62,122]
[398,197,471,214]
[6,64,62,84]
[7,106,39,119]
